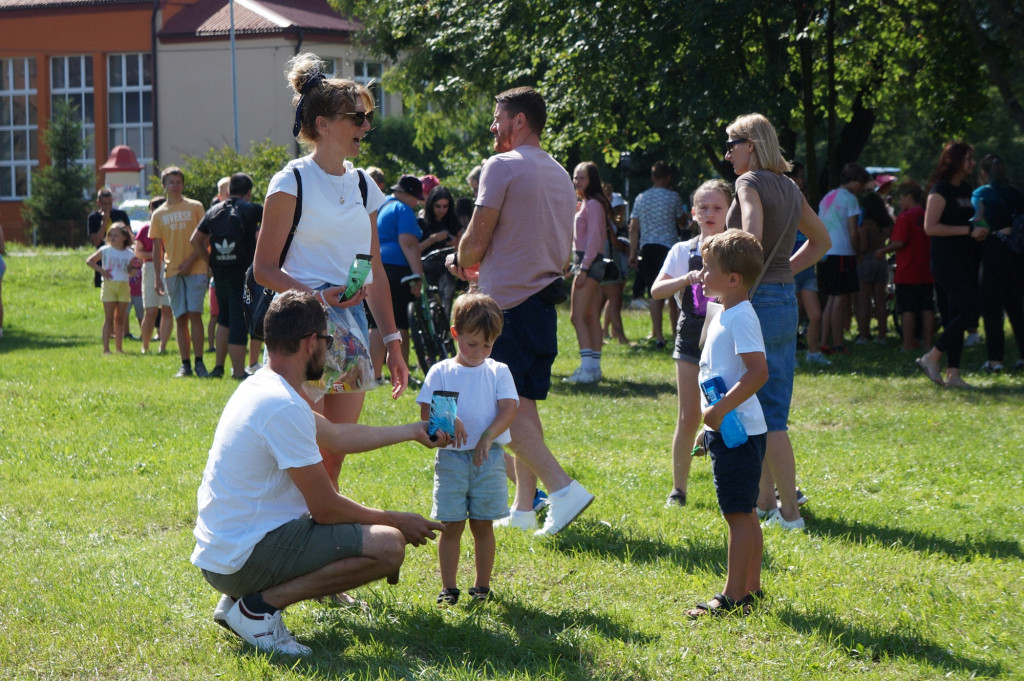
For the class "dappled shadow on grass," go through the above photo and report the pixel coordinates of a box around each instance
[807,513,1023,561]
[552,376,676,398]
[777,606,1004,678]
[272,595,655,679]
[0,327,90,353]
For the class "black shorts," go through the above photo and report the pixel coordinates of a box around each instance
[638,243,671,295]
[672,313,704,363]
[212,269,248,345]
[490,292,558,401]
[705,430,767,515]
[817,255,860,296]
[895,283,935,314]
[368,263,414,330]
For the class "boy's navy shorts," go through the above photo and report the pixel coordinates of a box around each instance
[704,430,767,515]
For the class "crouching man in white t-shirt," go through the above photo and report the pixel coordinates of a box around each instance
[190,290,447,656]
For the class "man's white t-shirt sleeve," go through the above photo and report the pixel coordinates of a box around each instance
[263,402,322,470]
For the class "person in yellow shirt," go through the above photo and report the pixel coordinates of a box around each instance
[151,166,210,377]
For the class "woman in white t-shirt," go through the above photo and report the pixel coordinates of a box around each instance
[253,53,406,487]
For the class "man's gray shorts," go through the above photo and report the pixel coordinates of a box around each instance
[166,272,208,318]
[201,514,363,598]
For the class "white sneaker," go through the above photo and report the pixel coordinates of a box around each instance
[245,362,262,375]
[629,298,649,310]
[495,509,537,531]
[213,593,236,628]
[804,352,832,366]
[563,366,587,383]
[536,480,595,536]
[761,508,805,531]
[564,367,600,384]
[224,599,311,656]
[964,332,981,347]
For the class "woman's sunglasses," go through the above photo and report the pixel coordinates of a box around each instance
[336,110,374,126]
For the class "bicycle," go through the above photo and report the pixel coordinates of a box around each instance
[403,250,456,374]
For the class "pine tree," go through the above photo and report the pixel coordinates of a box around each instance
[22,99,94,244]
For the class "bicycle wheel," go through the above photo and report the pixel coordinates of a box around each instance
[429,300,455,361]
[407,301,434,374]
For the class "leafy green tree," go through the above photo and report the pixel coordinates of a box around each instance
[147,140,291,209]
[22,99,93,243]
[336,0,1017,203]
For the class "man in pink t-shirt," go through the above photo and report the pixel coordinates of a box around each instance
[447,86,594,536]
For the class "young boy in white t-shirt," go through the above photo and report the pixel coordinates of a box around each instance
[416,293,518,605]
[685,230,769,618]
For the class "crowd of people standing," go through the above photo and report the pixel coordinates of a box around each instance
[19,50,1016,655]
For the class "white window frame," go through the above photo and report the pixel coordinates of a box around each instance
[0,57,38,200]
[353,61,385,117]
[107,53,153,190]
[50,55,94,167]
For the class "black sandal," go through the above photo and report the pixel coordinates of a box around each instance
[437,588,460,605]
[686,593,746,619]
[467,586,492,601]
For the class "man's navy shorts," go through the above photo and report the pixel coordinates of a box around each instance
[490,292,558,401]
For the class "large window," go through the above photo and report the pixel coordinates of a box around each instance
[353,61,385,117]
[50,55,94,165]
[0,57,38,199]
[108,53,152,188]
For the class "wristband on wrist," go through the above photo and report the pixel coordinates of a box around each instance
[382,331,403,345]
[452,252,459,267]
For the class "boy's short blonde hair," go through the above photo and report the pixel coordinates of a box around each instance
[451,292,503,341]
[701,230,764,289]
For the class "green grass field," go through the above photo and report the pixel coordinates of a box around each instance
[1,247,1021,680]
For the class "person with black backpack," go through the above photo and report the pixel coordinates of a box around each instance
[191,172,263,379]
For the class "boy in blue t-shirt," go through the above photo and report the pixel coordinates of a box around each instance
[416,293,518,605]
[686,230,769,618]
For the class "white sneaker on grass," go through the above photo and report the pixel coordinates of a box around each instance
[495,509,537,531]
[213,593,236,628]
[224,599,310,656]
[535,480,594,536]
[804,352,832,366]
[761,508,805,531]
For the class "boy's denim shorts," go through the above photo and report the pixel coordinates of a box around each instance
[752,283,798,432]
[705,430,767,515]
[432,444,510,522]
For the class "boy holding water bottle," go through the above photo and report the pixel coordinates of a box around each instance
[686,230,769,618]
[416,292,518,605]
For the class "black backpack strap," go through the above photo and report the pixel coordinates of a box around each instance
[357,168,368,207]
[278,166,302,268]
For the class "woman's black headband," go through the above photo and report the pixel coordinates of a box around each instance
[292,69,327,137]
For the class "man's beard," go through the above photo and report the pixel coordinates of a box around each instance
[305,351,326,381]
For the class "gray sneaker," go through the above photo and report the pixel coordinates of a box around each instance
[194,360,210,378]
[174,364,192,378]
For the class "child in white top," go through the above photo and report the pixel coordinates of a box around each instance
[685,230,769,618]
[416,293,518,604]
[651,180,734,507]
[86,223,138,354]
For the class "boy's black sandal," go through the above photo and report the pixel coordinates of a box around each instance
[686,593,746,619]
[467,586,492,601]
[437,588,460,605]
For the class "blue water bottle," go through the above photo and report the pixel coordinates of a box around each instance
[699,374,748,448]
